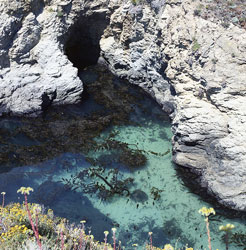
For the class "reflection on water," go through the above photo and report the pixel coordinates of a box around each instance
[0,65,246,249]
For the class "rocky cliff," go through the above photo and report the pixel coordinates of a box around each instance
[100,0,246,210]
[0,0,246,211]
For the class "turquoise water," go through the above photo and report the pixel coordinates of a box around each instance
[0,65,246,249]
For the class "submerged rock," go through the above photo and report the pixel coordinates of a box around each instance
[130,189,148,203]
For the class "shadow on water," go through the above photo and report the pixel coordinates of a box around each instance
[0,172,115,243]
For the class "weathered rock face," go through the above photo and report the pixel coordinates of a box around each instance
[1,0,246,211]
[0,0,108,116]
[100,0,246,211]
[100,0,173,114]
[163,2,246,210]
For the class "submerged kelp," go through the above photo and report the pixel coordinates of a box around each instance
[62,167,134,200]
[0,65,164,172]
[229,232,246,249]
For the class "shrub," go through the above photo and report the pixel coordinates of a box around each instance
[192,38,201,52]
[0,188,235,250]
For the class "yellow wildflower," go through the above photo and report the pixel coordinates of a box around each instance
[132,243,138,246]
[1,192,6,195]
[17,187,34,195]
[57,222,65,232]
[186,248,194,250]
[104,231,109,236]
[163,244,174,250]
[112,228,117,233]
[198,207,215,217]
[32,204,41,214]
[219,223,235,231]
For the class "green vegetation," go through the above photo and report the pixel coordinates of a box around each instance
[131,0,143,5]
[0,189,242,250]
[193,4,204,16]
[192,38,201,52]
[56,10,63,18]
[192,0,246,29]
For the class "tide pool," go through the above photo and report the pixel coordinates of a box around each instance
[0,65,245,249]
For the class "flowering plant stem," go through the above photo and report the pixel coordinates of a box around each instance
[117,241,121,250]
[225,232,229,250]
[79,230,84,250]
[0,193,3,229]
[149,234,153,250]
[113,232,116,250]
[61,231,64,250]
[24,193,42,250]
[205,217,212,250]
[35,210,39,237]
[104,235,108,250]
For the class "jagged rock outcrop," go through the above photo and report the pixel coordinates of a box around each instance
[0,0,107,116]
[161,1,246,210]
[1,0,246,210]
[100,0,173,114]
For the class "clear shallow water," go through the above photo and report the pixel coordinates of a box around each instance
[0,66,246,249]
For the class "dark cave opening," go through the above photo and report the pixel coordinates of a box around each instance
[65,11,109,71]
